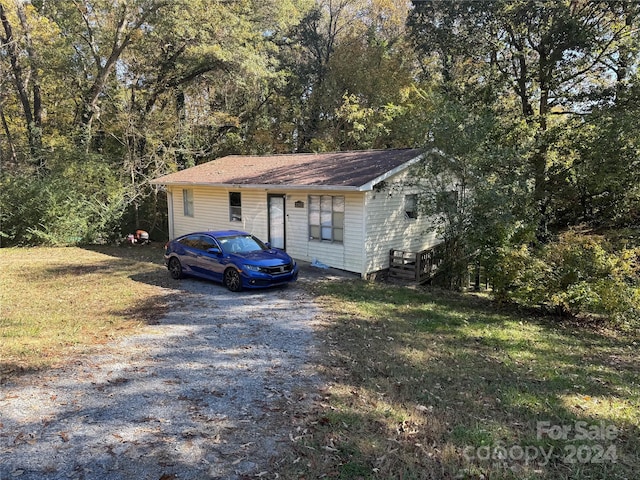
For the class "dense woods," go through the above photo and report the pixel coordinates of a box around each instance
[1,0,639,321]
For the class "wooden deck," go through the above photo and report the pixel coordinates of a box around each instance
[388,245,444,284]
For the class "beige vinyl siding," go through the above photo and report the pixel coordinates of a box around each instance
[169,186,211,236]
[168,186,367,274]
[280,191,365,274]
[168,186,269,239]
[231,190,269,237]
[364,173,440,274]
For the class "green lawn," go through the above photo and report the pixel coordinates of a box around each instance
[2,248,638,478]
[0,245,173,379]
[281,281,639,479]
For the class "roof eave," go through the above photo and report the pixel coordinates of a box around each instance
[151,181,363,192]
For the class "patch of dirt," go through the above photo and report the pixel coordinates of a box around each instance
[0,266,352,480]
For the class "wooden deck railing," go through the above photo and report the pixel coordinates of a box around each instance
[389,244,444,284]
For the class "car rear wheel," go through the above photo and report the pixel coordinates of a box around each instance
[224,268,242,292]
[168,257,183,279]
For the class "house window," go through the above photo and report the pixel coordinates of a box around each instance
[405,194,418,219]
[309,195,344,242]
[229,192,242,221]
[183,189,194,217]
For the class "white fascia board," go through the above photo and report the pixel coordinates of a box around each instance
[150,181,361,192]
[357,152,426,191]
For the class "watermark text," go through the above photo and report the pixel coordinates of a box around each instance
[462,421,618,468]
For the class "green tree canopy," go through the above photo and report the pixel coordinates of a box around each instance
[409,0,640,237]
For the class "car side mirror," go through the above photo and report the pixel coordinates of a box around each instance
[207,247,222,255]
[264,242,271,249]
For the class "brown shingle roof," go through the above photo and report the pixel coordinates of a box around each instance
[152,149,423,191]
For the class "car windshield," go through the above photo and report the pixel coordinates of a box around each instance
[218,235,267,254]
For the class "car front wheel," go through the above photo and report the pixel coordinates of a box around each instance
[224,268,242,292]
[168,257,183,279]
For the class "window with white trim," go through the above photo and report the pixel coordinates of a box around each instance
[405,194,418,219]
[229,192,242,221]
[183,189,194,217]
[309,195,344,242]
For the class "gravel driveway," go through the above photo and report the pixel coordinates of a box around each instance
[1,267,347,480]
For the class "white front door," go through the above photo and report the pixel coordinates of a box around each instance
[268,195,286,249]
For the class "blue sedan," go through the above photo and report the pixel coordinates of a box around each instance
[164,230,298,291]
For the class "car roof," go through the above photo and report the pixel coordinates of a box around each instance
[181,230,249,238]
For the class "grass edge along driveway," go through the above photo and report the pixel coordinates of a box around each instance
[277,281,639,480]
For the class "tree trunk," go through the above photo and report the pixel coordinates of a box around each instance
[0,103,18,166]
[0,3,42,164]
[533,51,551,243]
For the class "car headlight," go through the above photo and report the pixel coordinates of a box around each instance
[243,264,261,272]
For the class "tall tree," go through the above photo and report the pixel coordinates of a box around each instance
[278,0,418,151]
[409,0,640,239]
[0,1,43,163]
[112,0,309,227]
[63,0,169,149]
